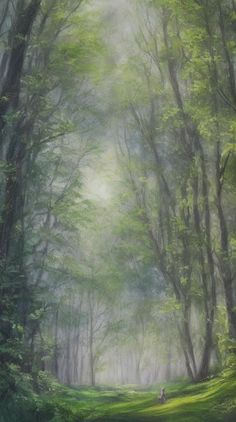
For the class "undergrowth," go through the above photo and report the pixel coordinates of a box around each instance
[0,366,236,421]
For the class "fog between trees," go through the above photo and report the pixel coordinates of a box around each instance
[0,0,236,395]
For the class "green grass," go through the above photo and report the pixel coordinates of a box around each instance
[39,368,236,422]
[1,369,236,421]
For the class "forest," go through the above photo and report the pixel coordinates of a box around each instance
[0,0,236,421]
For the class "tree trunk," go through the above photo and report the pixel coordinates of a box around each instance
[0,0,41,132]
[66,331,71,385]
[203,0,236,342]
[165,348,172,381]
[216,142,236,340]
[53,305,59,378]
[218,1,236,106]
[88,293,95,386]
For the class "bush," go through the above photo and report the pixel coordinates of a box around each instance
[0,366,68,422]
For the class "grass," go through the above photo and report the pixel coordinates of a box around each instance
[38,368,236,422]
[1,368,236,421]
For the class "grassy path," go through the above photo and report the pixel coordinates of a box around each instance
[42,369,236,422]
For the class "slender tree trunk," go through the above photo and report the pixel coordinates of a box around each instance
[216,142,236,340]
[192,167,215,380]
[66,330,71,385]
[88,293,95,386]
[165,348,172,381]
[53,305,60,378]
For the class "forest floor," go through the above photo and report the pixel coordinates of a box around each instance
[38,368,236,422]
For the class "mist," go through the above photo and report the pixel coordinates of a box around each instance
[0,0,236,421]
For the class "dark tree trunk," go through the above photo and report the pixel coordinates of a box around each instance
[218,1,236,106]
[216,142,236,340]
[0,0,41,132]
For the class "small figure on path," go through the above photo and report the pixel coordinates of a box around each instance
[159,387,166,404]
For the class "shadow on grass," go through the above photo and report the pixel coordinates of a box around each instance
[81,372,236,422]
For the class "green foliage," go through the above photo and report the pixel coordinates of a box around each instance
[1,0,236,412]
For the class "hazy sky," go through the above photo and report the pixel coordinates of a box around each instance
[93,0,135,63]
[83,1,135,202]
